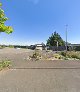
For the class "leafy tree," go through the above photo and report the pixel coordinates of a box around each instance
[0,3,13,34]
[46,31,65,46]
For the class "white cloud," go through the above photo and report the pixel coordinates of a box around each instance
[28,0,39,5]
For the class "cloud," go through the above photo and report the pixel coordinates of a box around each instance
[28,0,39,5]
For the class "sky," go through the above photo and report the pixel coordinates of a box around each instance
[0,0,80,45]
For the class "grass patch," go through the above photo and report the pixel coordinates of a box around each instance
[0,60,11,70]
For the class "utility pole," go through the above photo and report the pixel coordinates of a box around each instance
[57,41,58,52]
[66,25,68,53]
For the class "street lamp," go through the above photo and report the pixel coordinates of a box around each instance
[65,25,68,52]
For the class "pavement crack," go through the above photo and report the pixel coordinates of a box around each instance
[10,67,80,70]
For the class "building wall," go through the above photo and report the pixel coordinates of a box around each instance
[35,46,43,50]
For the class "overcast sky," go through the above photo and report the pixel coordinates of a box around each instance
[0,0,80,45]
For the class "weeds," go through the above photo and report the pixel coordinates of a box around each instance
[29,50,42,61]
[60,51,80,60]
[0,60,11,70]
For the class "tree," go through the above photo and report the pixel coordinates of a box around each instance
[46,31,65,46]
[0,3,13,34]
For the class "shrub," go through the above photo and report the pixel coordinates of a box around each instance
[66,52,80,59]
[60,52,66,57]
[60,51,80,60]
[73,46,80,51]
[30,50,42,61]
[67,52,80,59]
[53,54,63,59]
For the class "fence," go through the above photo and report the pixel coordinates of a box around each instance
[46,46,66,51]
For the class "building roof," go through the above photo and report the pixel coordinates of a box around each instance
[35,43,45,47]
[68,44,80,46]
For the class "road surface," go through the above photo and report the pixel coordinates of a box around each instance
[0,48,80,92]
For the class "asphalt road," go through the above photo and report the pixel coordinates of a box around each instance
[0,68,80,92]
[0,48,80,92]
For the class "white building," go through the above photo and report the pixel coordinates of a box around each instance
[35,44,45,50]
